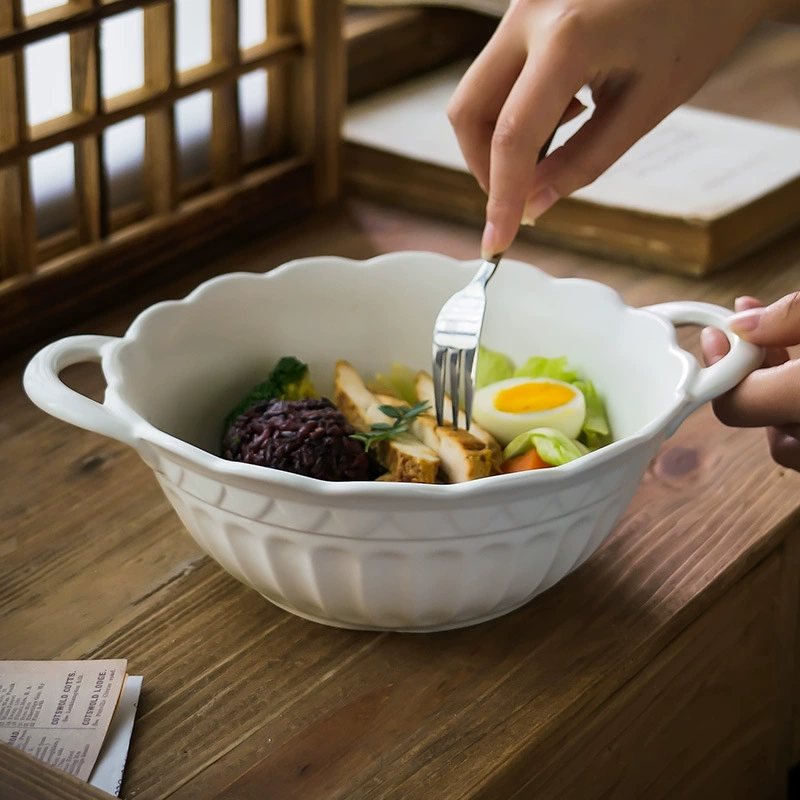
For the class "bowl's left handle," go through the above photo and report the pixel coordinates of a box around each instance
[642,301,764,435]
[23,335,139,448]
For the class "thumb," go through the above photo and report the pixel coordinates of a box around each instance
[729,292,800,347]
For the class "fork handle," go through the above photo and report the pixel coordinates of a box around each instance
[473,257,500,287]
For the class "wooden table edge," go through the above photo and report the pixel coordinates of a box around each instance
[0,742,114,800]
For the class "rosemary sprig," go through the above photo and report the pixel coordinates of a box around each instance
[350,401,431,451]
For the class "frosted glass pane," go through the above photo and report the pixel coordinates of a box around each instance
[239,69,268,161]
[25,35,71,126]
[101,10,145,99]
[105,116,146,209]
[239,0,267,50]
[176,0,211,72]
[31,143,75,237]
[176,91,212,183]
[23,0,66,15]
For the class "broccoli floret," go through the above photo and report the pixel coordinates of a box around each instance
[270,357,316,401]
[223,356,317,433]
[266,356,308,394]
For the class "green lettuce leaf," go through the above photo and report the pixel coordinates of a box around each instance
[572,379,613,450]
[368,363,418,406]
[503,427,589,466]
[513,355,579,383]
[476,345,515,390]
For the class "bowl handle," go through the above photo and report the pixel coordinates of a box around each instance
[642,301,764,435]
[23,335,139,448]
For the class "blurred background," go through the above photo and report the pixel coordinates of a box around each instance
[2,0,799,354]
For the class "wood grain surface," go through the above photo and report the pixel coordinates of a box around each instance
[503,552,786,799]
[0,745,114,800]
[2,198,800,798]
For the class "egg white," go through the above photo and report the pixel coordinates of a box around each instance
[472,377,586,446]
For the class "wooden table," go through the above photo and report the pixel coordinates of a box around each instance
[2,194,800,799]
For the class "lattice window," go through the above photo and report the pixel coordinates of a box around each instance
[0,0,343,354]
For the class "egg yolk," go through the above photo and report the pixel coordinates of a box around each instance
[494,381,575,413]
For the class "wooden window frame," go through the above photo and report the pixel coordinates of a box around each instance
[0,0,344,358]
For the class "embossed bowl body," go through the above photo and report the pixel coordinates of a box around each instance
[24,253,761,631]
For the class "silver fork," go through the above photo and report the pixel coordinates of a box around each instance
[432,255,501,429]
[432,128,559,430]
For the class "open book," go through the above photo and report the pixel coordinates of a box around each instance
[0,660,142,796]
[344,57,800,275]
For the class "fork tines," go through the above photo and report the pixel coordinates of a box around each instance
[432,259,499,430]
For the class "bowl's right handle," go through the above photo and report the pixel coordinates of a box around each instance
[23,335,139,448]
[642,301,764,435]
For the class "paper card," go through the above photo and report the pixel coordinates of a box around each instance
[89,676,143,796]
[0,660,127,782]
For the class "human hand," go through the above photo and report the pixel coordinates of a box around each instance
[700,294,800,471]
[447,0,779,259]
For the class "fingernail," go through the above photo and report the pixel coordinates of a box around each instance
[521,214,535,227]
[523,187,560,222]
[481,222,499,260]
[729,308,763,333]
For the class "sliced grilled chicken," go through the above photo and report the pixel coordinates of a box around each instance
[414,371,503,467]
[334,360,439,483]
[375,394,493,483]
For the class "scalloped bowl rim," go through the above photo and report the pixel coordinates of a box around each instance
[97,251,694,500]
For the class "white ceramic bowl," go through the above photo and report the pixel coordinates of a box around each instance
[24,253,762,631]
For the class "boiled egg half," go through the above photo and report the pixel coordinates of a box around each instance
[472,377,586,445]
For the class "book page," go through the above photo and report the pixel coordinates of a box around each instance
[344,61,800,221]
[0,660,127,782]
[89,675,143,796]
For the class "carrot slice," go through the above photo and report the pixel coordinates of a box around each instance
[500,448,551,473]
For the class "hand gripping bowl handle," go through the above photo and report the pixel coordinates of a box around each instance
[643,301,764,436]
[23,335,139,449]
